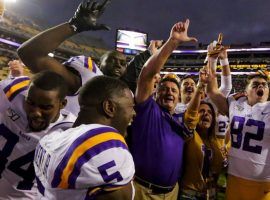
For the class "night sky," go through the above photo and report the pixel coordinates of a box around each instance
[6,0,270,48]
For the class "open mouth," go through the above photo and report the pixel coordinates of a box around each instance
[201,117,210,123]
[257,89,264,97]
[164,96,174,103]
[185,87,194,94]
[114,69,121,75]
[29,118,45,130]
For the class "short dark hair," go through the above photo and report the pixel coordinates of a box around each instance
[31,71,68,100]
[159,77,180,89]
[79,76,129,108]
[246,73,268,87]
[180,74,197,84]
[100,50,124,63]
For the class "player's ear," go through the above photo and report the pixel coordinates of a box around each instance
[60,99,67,109]
[102,99,116,118]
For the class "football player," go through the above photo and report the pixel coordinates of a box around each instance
[0,71,75,199]
[18,0,161,116]
[206,55,270,199]
[34,76,136,200]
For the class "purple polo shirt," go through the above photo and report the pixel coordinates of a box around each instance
[130,97,186,187]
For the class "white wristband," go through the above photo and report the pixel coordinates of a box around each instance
[220,58,229,66]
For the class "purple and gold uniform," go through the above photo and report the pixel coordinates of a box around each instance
[0,77,75,200]
[34,124,135,200]
[63,56,103,116]
[226,95,270,200]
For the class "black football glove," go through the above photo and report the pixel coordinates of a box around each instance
[69,0,111,33]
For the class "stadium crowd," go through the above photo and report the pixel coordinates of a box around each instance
[0,0,269,200]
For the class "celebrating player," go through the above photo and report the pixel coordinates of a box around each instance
[0,71,75,199]
[205,52,270,199]
[34,76,136,199]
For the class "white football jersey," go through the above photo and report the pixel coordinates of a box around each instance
[228,95,270,181]
[63,56,103,116]
[0,77,76,200]
[34,124,135,200]
[216,114,229,137]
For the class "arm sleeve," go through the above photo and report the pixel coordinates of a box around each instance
[184,109,200,131]
[121,50,151,93]
[219,75,232,97]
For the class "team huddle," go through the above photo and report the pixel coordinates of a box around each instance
[0,0,269,200]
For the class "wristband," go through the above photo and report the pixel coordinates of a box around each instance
[220,58,229,66]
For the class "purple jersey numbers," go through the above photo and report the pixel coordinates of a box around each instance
[0,124,35,190]
[98,160,123,183]
[230,116,265,154]
[0,124,19,176]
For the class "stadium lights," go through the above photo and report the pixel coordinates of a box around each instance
[160,71,261,75]
[48,53,54,57]
[172,47,270,54]
[4,0,16,3]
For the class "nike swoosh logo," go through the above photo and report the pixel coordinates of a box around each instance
[262,112,270,115]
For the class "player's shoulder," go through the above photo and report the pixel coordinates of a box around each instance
[228,92,247,105]
[63,55,102,75]
[48,110,76,132]
[49,124,133,190]
[0,76,30,102]
[230,92,246,101]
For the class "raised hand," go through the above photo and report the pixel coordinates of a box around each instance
[8,60,24,77]
[207,33,229,59]
[169,19,198,45]
[148,40,163,55]
[69,0,111,32]
[199,65,210,85]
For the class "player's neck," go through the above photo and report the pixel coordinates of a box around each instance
[73,113,107,128]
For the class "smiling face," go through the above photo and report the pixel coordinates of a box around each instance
[156,81,180,113]
[180,77,196,104]
[111,89,136,137]
[100,51,127,78]
[23,84,66,132]
[246,77,269,106]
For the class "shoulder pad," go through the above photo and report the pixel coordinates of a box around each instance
[232,92,246,100]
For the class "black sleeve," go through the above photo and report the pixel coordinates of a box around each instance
[121,50,151,93]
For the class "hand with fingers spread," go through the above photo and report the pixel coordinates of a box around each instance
[169,19,198,45]
[69,0,111,32]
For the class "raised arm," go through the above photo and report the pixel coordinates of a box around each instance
[184,68,208,130]
[206,53,229,116]
[135,20,197,103]
[18,0,110,94]
[218,48,232,97]
[121,40,163,93]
